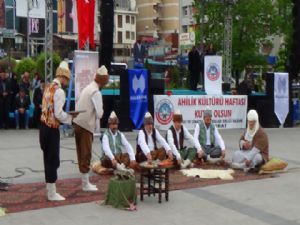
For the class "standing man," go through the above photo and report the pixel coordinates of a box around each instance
[136,112,172,163]
[0,71,11,129]
[101,111,137,170]
[73,65,109,191]
[194,108,226,162]
[39,61,74,201]
[188,46,200,90]
[166,110,198,169]
[133,39,146,63]
[33,79,45,128]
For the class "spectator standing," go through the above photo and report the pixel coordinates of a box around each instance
[33,79,45,128]
[9,73,19,112]
[133,39,146,63]
[19,71,31,96]
[188,46,201,90]
[0,71,11,129]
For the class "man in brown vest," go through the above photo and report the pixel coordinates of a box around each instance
[166,110,198,169]
[136,112,172,163]
[40,61,76,201]
[73,65,109,191]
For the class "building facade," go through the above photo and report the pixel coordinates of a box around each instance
[113,0,138,62]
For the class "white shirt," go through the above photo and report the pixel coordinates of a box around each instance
[137,129,171,155]
[53,79,72,125]
[91,91,103,119]
[167,125,196,160]
[102,129,135,161]
[193,123,225,153]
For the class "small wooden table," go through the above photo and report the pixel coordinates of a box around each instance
[139,164,173,203]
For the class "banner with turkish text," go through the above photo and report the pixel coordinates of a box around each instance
[128,69,148,129]
[274,72,289,125]
[154,95,247,130]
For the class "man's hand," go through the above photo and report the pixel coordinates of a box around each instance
[146,153,152,164]
[177,158,182,165]
[198,150,204,159]
[220,150,225,160]
[19,108,25,114]
[245,159,251,167]
[129,160,137,169]
[111,159,117,167]
[167,151,173,160]
[243,141,251,150]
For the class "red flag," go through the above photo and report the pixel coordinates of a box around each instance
[76,0,95,50]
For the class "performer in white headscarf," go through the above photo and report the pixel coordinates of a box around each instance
[231,109,269,170]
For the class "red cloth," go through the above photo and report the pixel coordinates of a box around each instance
[77,0,95,50]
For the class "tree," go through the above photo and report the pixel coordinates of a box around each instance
[193,0,293,76]
[14,57,36,80]
[35,52,61,79]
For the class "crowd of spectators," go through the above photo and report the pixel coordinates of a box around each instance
[0,70,45,129]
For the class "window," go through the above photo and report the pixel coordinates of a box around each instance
[182,25,188,33]
[118,15,122,28]
[182,6,188,16]
[131,16,135,24]
[126,15,130,23]
[117,31,123,43]
[126,31,130,39]
[131,32,135,40]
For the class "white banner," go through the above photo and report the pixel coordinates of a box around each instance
[74,50,98,107]
[16,0,45,18]
[154,95,248,130]
[274,72,289,125]
[204,56,222,95]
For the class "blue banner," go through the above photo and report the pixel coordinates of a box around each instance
[128,69,148,129]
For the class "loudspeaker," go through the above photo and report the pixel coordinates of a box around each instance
[99,0,114,72]
[265,73,274,97]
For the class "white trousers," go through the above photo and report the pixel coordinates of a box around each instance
[232,148,263,168]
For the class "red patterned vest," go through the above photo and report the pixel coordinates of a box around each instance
[40,82,60,128]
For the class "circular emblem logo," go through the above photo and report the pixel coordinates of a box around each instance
[155,99,174,125]
[207,63,220,81]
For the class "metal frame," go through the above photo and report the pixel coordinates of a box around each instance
[223,2,233,83]
[45,0,53,83]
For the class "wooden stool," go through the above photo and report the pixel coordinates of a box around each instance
[139,165,172,203]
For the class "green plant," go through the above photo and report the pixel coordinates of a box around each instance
[35,52,61,79]
[14,57,36,80]
[0,57,17,72]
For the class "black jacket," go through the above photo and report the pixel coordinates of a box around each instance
[15,94,31,110]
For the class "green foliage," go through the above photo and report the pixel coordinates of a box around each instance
[0,57,17,72]
[36,52,61,78]
[274,45,288,72]
[14,57,36,79]
[193,0,293,72]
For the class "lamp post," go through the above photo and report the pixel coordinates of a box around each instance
[27,0,32,57]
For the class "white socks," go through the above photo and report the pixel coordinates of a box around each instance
[181,159,191,169]
[82,173,98,192]
[46,183,65,201]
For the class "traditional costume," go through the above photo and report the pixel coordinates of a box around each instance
[101,111,136,169]
[166,110,197,168]
[73,65,109,191]
[194,109,226,159]
[232,110,269,170]
[136,112,172,162]
[39,61,72,201]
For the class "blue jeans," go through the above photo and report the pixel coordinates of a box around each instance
[15,109,29,128]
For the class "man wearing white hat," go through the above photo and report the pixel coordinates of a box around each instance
[101,111,137,170]
[136,112,172,163]
[166,110,197,169]
[40,61,76,201]
[231,109,269,170]
[194,108,226,162]
[73,65,109,191]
